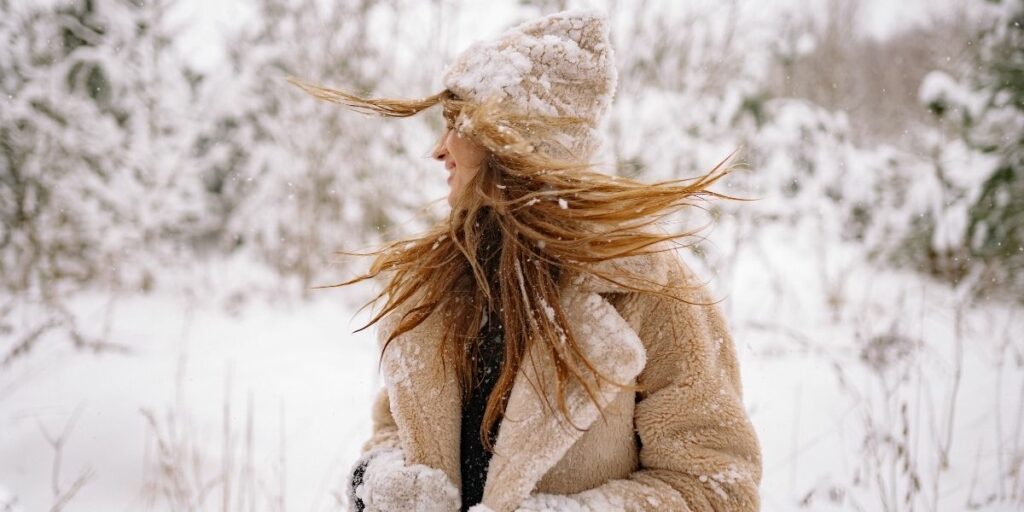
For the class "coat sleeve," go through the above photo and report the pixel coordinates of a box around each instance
[361,386,403,453]
[361,297,408,455]
[517,259,763,512]
[346,309,407,512]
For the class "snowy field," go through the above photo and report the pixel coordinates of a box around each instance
[1,258,384,512]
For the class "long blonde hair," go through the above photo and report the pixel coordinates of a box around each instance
[287,76,747,450]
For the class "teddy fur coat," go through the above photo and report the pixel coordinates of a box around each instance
[356,248,763,512]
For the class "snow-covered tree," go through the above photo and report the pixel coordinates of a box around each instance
[0,0,208,365]
[197,0,445,294]
[918,0,1024,299]
[1,0,206,298]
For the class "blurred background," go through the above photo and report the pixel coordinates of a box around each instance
[1,0,1022,510]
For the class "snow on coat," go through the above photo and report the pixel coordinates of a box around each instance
[352,247,763,512]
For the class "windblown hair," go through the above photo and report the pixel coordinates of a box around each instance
[287,75,747,450]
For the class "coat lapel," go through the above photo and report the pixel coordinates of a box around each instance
[480,285,647,511]
[377,253,663,511]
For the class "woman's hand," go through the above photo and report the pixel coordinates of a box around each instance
[348,447,460,512]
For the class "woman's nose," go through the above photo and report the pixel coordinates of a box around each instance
[431,134,447,161]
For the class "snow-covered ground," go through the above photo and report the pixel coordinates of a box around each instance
[0,258,385,512]
[2,219,1020,511]
[727,221,1023,511]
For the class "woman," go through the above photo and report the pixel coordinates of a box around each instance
[289,9,762,512]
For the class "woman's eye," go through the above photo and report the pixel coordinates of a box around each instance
[443,109,459,129]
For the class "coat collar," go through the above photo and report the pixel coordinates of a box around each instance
[376,253,665,511]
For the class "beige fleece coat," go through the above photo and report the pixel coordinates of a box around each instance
[359,248,763,511]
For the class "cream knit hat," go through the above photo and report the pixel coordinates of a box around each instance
[441,9,618,161]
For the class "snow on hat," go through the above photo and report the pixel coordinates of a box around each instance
[441,9,618,161]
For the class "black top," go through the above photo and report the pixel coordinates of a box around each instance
[460,308,506,511]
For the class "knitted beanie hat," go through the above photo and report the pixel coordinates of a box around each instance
[441,9,618,162]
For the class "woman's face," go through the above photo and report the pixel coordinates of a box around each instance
[431,113,487,208]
